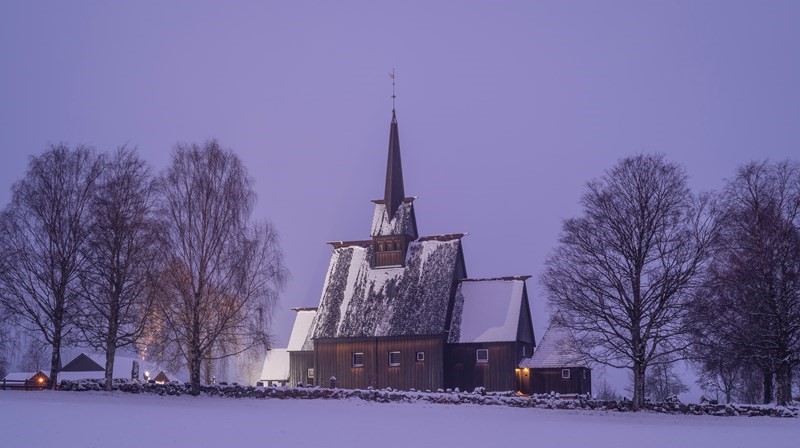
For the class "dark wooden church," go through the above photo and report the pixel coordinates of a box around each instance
[287,108,539,392]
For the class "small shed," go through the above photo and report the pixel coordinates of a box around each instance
[518,313,591,396]
[259,349,290,387]
[2,370,49,389]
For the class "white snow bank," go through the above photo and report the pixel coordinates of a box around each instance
[1,391,798,448]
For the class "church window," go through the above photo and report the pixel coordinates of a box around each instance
[476,349,489,363]
[416,352,425,362]
[562,369,571,379]
[388,351,401,366]
[352,352,364,367]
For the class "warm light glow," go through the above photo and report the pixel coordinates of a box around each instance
[523,368,529,373]
[37,377,44,383]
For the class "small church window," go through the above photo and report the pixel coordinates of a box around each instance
[562,369,571,379]
[394,241,401,250]
[307,368,315,379]
[416,352,425,362]
[388,351,401,366]
[522,345,527,357]
[476,349,489,363]
[378,243,384,252]
[352,352,364,367]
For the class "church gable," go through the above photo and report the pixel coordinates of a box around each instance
[448,277,531,344]
[309,236,464,340]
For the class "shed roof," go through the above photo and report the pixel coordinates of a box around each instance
[519,314,586,369]
[260,349,290,382]
[449,278,528,343]
[61,353,104,372]
[3,371,47,381]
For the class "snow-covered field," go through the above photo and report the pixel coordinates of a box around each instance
[1,391,798,448]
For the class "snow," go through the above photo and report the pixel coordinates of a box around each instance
[370,201,417,238]
[287,310,316,351]
[451,279,525,343]
[3,371,40,381]
[310,237,462,339]
[259,349,290,383]
[2,391,798,448]
[521,314,585,369]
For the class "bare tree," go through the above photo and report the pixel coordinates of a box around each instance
[153,140,287,395]
[541,154,717,410]
[0,145,102,389]
[696,161,800,405]
[645,359,689,402]
[77,147,160,390]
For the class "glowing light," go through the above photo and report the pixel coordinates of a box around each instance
[37,377,44,383]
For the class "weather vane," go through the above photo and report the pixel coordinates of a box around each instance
[389,68,396,110]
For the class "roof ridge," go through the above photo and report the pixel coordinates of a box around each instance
[461,275,531,282]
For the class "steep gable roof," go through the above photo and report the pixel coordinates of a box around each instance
[287,309,316,351]
[61,353,104,372]
[448,277,533,343]
[309,235,465,340]
[519,313,587,369]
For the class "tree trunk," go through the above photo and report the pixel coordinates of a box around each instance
[775,360,792,406]
[104,302,119,391]
[632,361,646,411]
[190,313,202,396]
[104,340,116,392]
[49,335,61,391]
[762,368,773,404]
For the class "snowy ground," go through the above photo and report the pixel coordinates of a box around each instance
[1,391,798,448]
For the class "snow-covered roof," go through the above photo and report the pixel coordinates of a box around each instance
[519,314,586,369]
[260,349,290,382]
[449,278,527,343]
[288,309,316,351]
[3,371,45,381]
[370,200,418,238]
[308,236,463,341]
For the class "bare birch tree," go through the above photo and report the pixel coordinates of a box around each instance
[153,140,287,395]
[0,144,102,388]
[693,161,800,405]
[77,147,160,390]
[541,154,717,410]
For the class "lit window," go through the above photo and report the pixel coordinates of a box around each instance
[352,352,364,367]
[562,369,571,379]
[416,351,425,362]
[388,351,401,366]
[476,349,489,363]
[307,368,315,379]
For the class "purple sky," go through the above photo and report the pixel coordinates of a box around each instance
[1,1,799,352]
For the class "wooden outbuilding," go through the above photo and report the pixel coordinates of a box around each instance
[518,313,591,395]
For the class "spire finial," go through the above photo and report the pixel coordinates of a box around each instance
[390,68,396,111]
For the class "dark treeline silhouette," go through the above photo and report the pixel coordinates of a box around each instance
[0,141,287,394]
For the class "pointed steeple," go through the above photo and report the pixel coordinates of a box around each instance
[384,109,405,220]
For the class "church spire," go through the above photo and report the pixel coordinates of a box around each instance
[384,109,405,221]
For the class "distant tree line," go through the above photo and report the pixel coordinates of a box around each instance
[542,154,799,409]
[0,141,287,394]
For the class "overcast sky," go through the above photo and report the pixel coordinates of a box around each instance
[1,1,799,362]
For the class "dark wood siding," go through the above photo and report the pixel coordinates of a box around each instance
[314,335,445,390]
[289,351,315,387]
[445,341,525,392]
[530,367,592,395]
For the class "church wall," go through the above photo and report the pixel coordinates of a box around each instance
[444,341,524,392]
[289,351,315,387]
[314,335,445,391]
